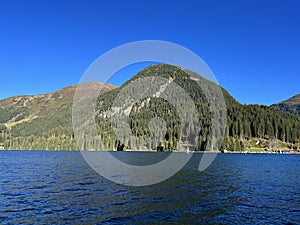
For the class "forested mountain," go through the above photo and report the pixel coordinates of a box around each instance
[94,64,300,151]
[1,64,299,151]
[0,82,116,150]
[272,94,300,116]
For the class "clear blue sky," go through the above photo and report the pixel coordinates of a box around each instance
[0,0,299,105]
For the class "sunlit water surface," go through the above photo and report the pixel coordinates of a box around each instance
[0,151,299,224]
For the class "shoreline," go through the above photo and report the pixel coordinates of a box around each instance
[0,149,299,154]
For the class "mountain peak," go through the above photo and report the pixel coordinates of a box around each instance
[279,94,300,105]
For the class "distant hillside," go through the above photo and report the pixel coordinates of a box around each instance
[0,82,116,150]
[272,94,300,116]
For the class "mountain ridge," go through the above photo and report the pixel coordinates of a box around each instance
[278,94,300,105]
[0,64,299,151]
[0,82,116,125]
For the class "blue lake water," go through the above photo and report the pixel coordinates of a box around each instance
[0,151,299,224]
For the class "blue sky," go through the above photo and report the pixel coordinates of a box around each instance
[0,0,299,105]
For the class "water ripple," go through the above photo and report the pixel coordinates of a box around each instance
[0,151,299,224]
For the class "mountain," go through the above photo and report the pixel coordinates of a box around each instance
[272,94,300,116]
[93,64,300,152]
[0,82,116,150]
[1,64,299,151]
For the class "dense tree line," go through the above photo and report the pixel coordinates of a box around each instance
[0,106,77,150]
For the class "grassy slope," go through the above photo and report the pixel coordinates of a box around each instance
[0,82,116,150]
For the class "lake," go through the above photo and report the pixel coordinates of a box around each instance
[0,151,299,224]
